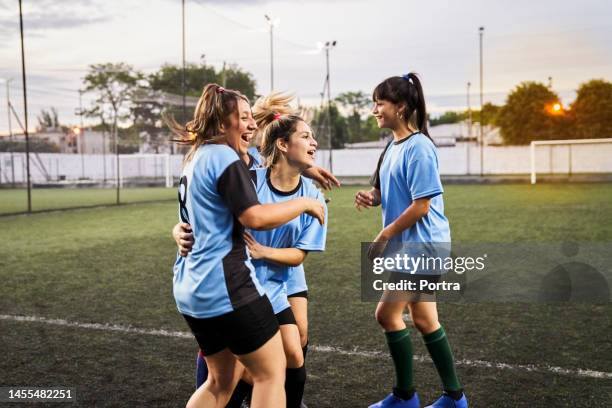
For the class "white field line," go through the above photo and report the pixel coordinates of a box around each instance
[2,314,611,380]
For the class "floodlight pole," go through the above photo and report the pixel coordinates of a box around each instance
[78,89,85,179]
[19,0,32,212]
[325,41,336,173]
[5,78,15,186]
[182,0,186,120]
[265,15,275,92]
[467,81,472,175]
[479,26,484,177]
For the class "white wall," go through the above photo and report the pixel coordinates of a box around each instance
[1,142,611,185]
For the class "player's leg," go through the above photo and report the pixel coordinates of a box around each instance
[278,307,306,408]
[288,294,309,352]
[186,348,243,408]
[407,301,467,407]
[237,331,286,408]
[371,297,419,408]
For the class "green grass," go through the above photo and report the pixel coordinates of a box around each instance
[0,187,175,214]
[1,184,611,407]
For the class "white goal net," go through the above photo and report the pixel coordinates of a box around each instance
[530,138,612,184]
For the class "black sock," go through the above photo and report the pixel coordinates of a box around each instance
[225,380,252,408]
[285,365,307,408]
[444,388,464,401]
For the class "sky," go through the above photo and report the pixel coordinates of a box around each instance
[0,0,611,133]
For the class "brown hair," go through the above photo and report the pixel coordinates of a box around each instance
[253,92,304,167]
[166,83,249,163]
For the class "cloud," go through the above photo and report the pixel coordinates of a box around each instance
[0,0,110,39]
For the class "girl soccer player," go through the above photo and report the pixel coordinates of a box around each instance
[175,93,326,408]
[355,74,467,408]
[169,83,324,408]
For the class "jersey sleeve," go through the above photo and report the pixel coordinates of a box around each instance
[217,159,260,217]
[406,141,443,200]
[294,185,328,252]
[369,141,392,190]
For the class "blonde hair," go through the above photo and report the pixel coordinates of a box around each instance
[165,83,249,163]
[252,92,304,167]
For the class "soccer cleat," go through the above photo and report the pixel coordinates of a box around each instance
[368,392,420,408]
[425,392,468,408]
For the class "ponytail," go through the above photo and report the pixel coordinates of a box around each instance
[372,73,433,143]
[405,73,429,138]
[253,92,304,167]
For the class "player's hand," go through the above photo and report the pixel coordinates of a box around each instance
[243,231,268,260]
[303,166,341,191]
[172,222,194,257]
[302,197,326,226]
[367,229,390,261]
[355,189,380,211]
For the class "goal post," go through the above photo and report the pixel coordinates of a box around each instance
[530,138,612,184]
[118,154,173,188]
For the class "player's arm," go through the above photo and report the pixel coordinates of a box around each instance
[354,187,381,211]
[172,222,194,257]
[239,198,324,230]
[367,197,430,260]
[303,166,341,190]
[219,160,325,230]
[243,231,307,267]
[376,197,430,241]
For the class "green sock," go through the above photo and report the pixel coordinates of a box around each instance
[385,328,414,395]
[423,326,462,392]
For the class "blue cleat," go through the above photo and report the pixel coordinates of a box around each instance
[425,392,468,408]
[368,392,420,408]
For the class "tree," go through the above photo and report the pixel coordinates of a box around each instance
[570,79,612,139]
[497,82,565,145]
[222,64,257,101]
[429,111,465,127]
[311,103,348,149]
[149,63,217,97]
[335,91,372,143]
[474,102,501,127]
[36,107,61,131]
[148,62,257,128]
[149,63,257,100]
[82,63,144,153]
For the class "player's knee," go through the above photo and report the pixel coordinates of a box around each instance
[375,309,402,331]
[412,315,439,334]
[298,326,308,348]
[207,371,235,394]
[285,346,304,369]
[251,357,286,384]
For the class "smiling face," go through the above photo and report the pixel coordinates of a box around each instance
[371,98,405,130]
[279,120,318,171]
[222,98,257,156]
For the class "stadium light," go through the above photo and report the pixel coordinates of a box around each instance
[264,14,280,92]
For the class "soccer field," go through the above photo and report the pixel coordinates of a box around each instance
[1,184,611,407]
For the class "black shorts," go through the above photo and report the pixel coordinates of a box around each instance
[275,307,297,326]
[183,295,279,356]
[287,290,308,299]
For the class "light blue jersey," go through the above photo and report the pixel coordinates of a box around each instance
[249,168,327,313]
[372,132,451,244]
[173,144,265,319]
[247,147,264,169]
